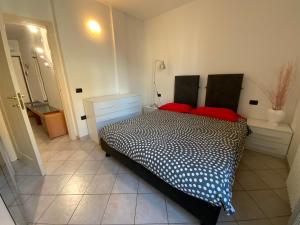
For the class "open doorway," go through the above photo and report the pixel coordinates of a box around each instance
[0,15,77,176]
[5,23,68,141]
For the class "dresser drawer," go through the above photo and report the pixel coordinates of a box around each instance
[96,111,140,129]
[95,107,141,123]
[94,101,141,117]
[94,96,140,110]
[84,94,141,143]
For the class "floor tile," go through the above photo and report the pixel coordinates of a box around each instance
[97,159,120,174]
[79,140,97,151]
[236,171,268,190]
[118,163,133,174]
[53,141,81,151]
[233,180,243,191]
[0,185,17,206]
[52,160,84,175]
[85,174,116,194]
[241,155,269,170]
[0,173,6,189]
[238,219,271,225]
[217,222,238,225]
[138,179,159,194]
[75,160,102,175]
[69,194,109,224]
[112,173,139,194]
[166,198,198,223]
[273,189,290,204]
[274,169,289,180]
[40,151,59,162]
[8,205,27,225]
[264,157,288,170]
[35,175,71,195]
[48,150,74,161]
[11,194,31,206]
[60,175,93,194]
[255,170,286,189]
[248,190,291,218]
[218,209,235,222]
[38,195,82,224]
[17,176,44,194]
[232,191,264,220]
[68,150,91,161]
[43,161,64,175]
[22,195,55,222]
[102,194,137,224]
[86,149,106,161]
[135,194,168,224]
[269,216,290,225]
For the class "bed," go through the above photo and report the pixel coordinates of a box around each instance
[99,74,246,225]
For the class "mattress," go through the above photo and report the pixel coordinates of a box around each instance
[99,110,248,214]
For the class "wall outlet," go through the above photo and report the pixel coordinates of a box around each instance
[76,88,83,93]
[249,100,258,105]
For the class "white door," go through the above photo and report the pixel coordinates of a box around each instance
[0,15,44,175]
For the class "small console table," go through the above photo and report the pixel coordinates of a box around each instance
[26,102,68,139]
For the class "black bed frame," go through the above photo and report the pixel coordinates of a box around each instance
[100,139,221,225]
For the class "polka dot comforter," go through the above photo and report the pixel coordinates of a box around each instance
[99,110,248,215]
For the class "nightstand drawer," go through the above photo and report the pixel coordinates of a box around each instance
[250,126,292,144]
[245,138,289,157]
[246,118,293,158]
[248,131,292,145]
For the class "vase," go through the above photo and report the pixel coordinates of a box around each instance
[267,109,285,126]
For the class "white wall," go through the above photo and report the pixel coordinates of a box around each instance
[143,0,300,123]
[111,9,146,100]
[52,0,119,137]
[288,144,300,211]
[1,0,144,138]
[0,0,53,21]
[288,98,300,165]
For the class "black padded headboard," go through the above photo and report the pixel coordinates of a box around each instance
[174,75,200,108]
[205,74,243,112]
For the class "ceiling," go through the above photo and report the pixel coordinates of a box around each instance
[99,0,194,20]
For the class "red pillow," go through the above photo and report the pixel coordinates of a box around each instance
[159,103,193,113]
[191,107,240,122]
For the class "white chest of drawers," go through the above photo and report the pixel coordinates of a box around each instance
[245,118,293,158]
[83,93,141,143]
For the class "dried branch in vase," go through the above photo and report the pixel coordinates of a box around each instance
[269,63,294,111]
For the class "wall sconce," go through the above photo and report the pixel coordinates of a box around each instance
[151,60,166,107]
[86,19,102,36]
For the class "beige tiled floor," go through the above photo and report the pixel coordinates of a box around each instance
[8,122,291,225]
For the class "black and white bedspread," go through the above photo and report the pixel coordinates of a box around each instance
[99,110,248,215]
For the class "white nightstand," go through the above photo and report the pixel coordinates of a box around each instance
[143,105,158,113]
[245,118,293,158]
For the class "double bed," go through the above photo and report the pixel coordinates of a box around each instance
[99,74,246,225]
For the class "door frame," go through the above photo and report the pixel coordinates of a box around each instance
[2,13,78,140]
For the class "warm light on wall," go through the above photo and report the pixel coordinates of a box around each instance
[35,47,44,54]
[86,19,102,36]
[27,24,39,33]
